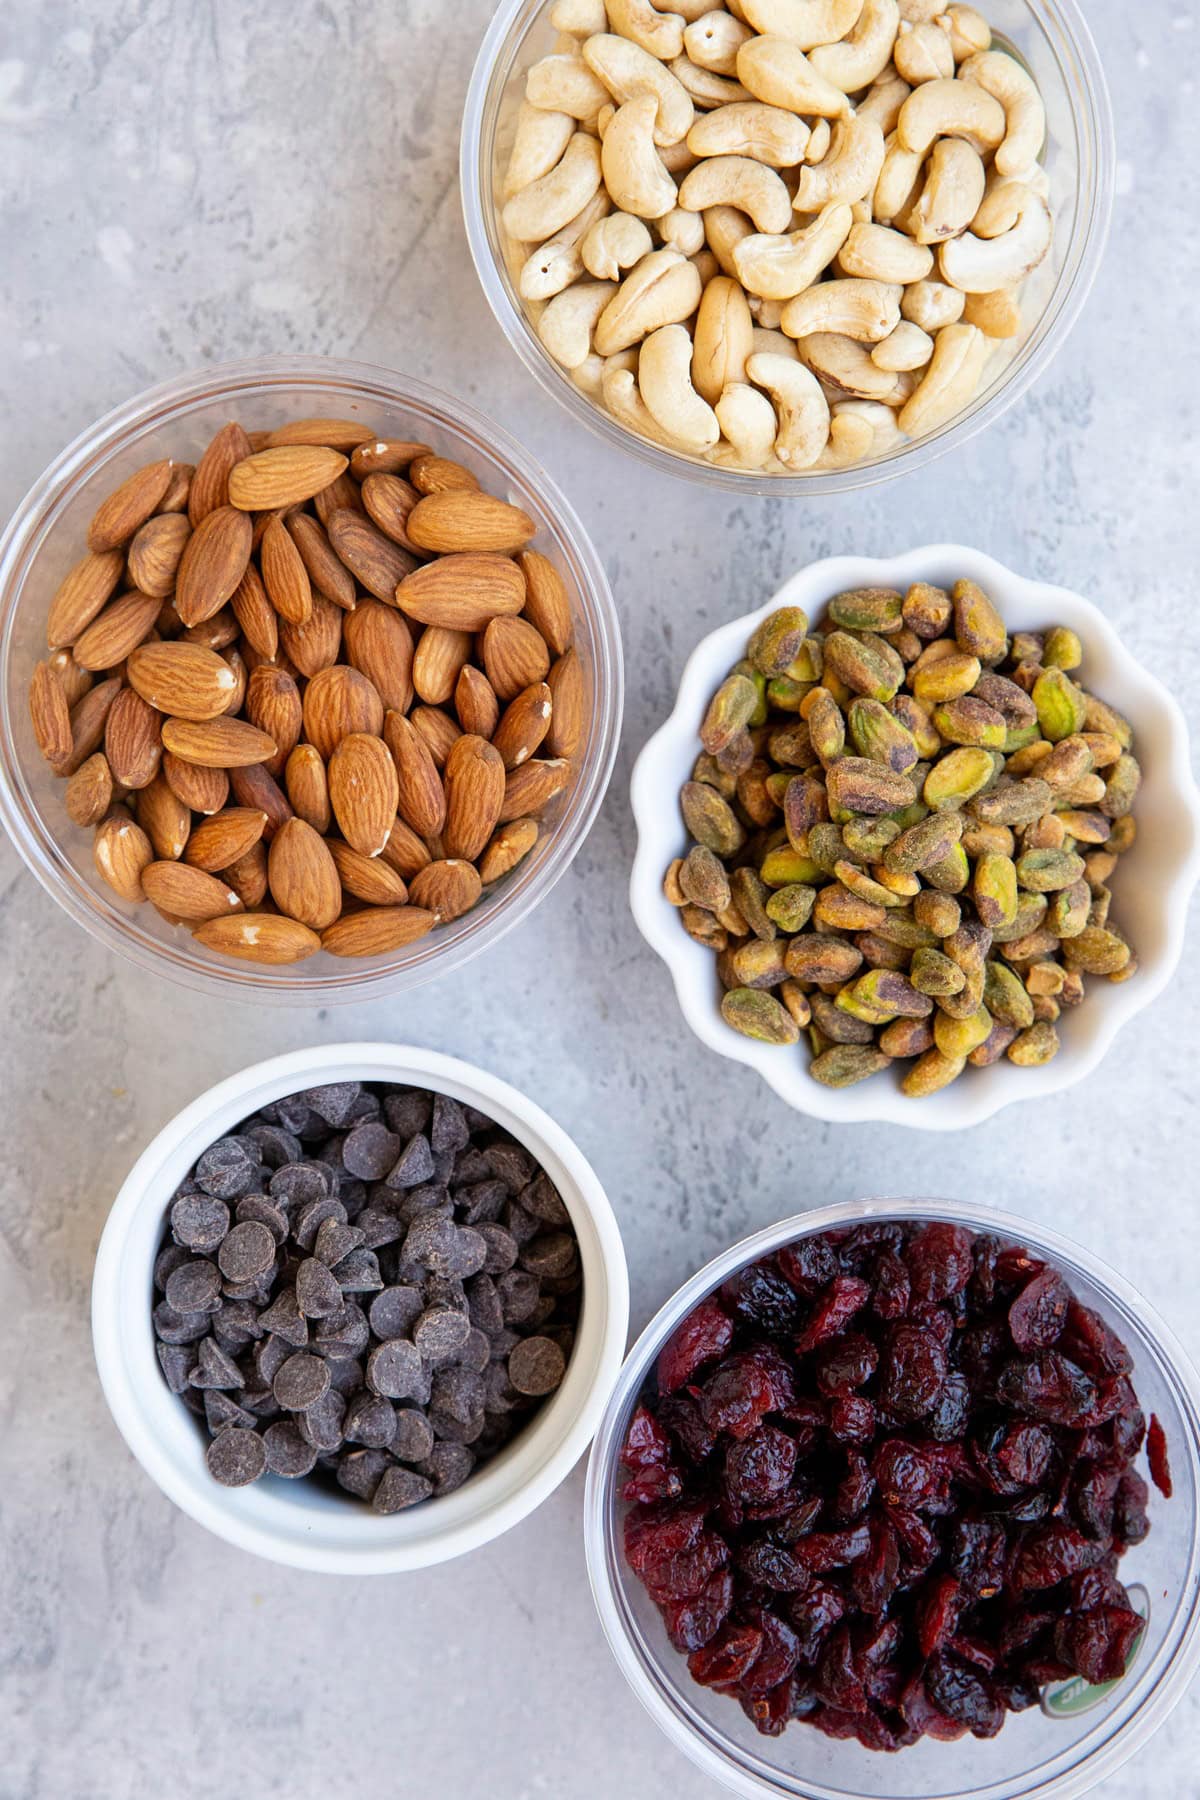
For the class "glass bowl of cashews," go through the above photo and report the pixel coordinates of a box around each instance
[462,0,1113,492]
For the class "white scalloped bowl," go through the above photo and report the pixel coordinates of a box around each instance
[630,547,1200,1132]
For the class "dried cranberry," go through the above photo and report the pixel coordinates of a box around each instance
[997,1351,1098,1426]
[796,1275,870,1353]
[1148,1413,1173,1498]
[995,1675,1040,1713]
[777,1235,839,1295]
[947,1633,997,1672]
[656,1391,716,1465]
[1008,1267,1070,1351]
[621,1402,671,1468]
[848,1516,899,1616]
[1009,1521,1106,1593]
[664,1567,733,1652]
[623,1499,706,1574]
[792,1526,871,1571]
[890,1507,941,1577]
[1065,1563,1127,1611]
[900,1674,968,1742]
[1070,1462,1119,1539]
[815,1331,878,1396]
[697,1349,781,1441]
[924,1652,1003,1738]
[724,1425,798,1504]
[926,1371,972,1441]
[948,1517,1007,1596]
[905,1223,974,1304]
[722,1258,802,1339]
[996,1421,1055,1488]
[915,1573,962,1657]
[878,1323,948,1423]
[814,1622,867,1714]
[688,1621,763,1690]
[834,1451,876,1522]
[621,1463,683,1504]
[741,1677,795,1736]
[1114,1470,1150,1547]
[658,1295,732,1394]
[1054,1605,1144,1685]
[642,1529,730,1603]
[1109,1400,1147,1465]
[737,1538,812,1593]
[741,1612,803,1697]
[872,1438,948,1511]
[1061,1300,1134,1376]
[774,1494,824,1542]
[970,1235,1001,1309]
[786,1584,845,1663]
[871,1249,911,1319]
[829,1395,875,1443]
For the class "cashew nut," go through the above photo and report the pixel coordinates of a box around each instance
[601,95,680,218]
[895,76,1006,156]
[750,295,786,326]
[607,0,688,61]
[909,136,986,243]
[960,49,1045,175]
[941,4,991,60]
[835,397,905,451]
[686,100,810,165]
[601,360,681,445]
[856,69,911,133]
[893,18,955,81]
[691,247,721,284]
[809,0,901,92]
[746,351,831,465]
[638,323,722,449]
[684,10,754,74]
[704,201,756,273]
[571,352,606,396]
[692,273,755,401]
[537,280,619,368]
[740,0,865,49]
[733,200,854,299]
[898,319,988,434]
[870,317,934,368]
[550,0,608,30]
[873,134,926,223]
[581,210,655,279]
[527,54,613,122]
[676,0,737,16]
[780,276,901,342]
[669,55,752,106]
[938,186,1050,290]
[900,276,966,328]
[795,330,903,398]
[678,154,795,231]
[962,286,1021,336]
[661,137,701,173]
[838,219,934,283]
[898,0,947,19]
[972,174,1026,235]
[793,115,886,210]
[816,407,876,466]
[736,36,852,116]
[581,34,696,146]
[751,324,800,358]
[520,189,612,300]
[504,103,575,200]
[659,204,708,253]
[805,118,832,163]
[594,247,704,353]
[502,132,603,242]
[714,381,781,464]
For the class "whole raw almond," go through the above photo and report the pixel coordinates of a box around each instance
[48,649,94,709]
[189,422,253,526]
[329,840,409,906]
[547,647,585,758]
[342,600,414,714]
[360,473,425,555]
[479,817,539,885]
[518,549,573,657]
[229,562,279,660]
[442,733,505,862]
[73,590,162,672]
[268,817,343,929]
[380,815,432,881]
[409,858,483,922]
[128,642,239,720]
[383,711,446,839]
[407,491,536,556]
[87,459,173,553]
[174,505,254,628]
[229,762,293,838]
[127,513,192,597]
[413,625,472,706]
[227,445,349,511]
[303,664,384,761]
[158,461,194,514]
[182,607,239,654]
[142,861,243,922]
[320,906,436,958]
[410,704,462,768]
[286,511,357,611]
[65,752,114,827]
[161,715,276,769]
[105,687,163,790]
[28,660,72,767]
[93,810,154,901]
[410,454,480,495]
[492,682,553,770]
[395,554,526,633]
[279,593,343,678]
[482,615,551,701]
[47,549,125,648]
[62,677,122,775]
[313,472,365,527]
[185,806,268,873]
[194,912,321,964]
[246,665,303,775]
[325,507,416,600]
[221,840,268,907]
[285,744,332,834]
[219,647,248,718]
[455,664,500,740]
[163,751,228,815]
[265,417,375,450]
[350,440,432,478]
[329,731,400,857]
[260,514,313,625]
[137,771,192,859]
[498,757,572,823]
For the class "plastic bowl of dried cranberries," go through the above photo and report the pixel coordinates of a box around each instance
[584,1198,1200,1800]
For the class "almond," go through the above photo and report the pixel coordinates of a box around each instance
[286,511,357,611]
[127,513,191,597]
[407,491,537,556]
[383,711,446,839]
[265,417,376,450]
[454,664,500,740]
[260,514,313,624]
[246,665,303,776]
[142,861,243,922]
[158,461,193,514]
[279,593,343,678]
[325,506,416,600]
[342,600,414,714]
[174,505,254,628]
[482,615,551,701]
[395,554,526,633]
[86,459,173,552]
[409,858,483,922]
[48,649,94,709]
[519,549,574,657]
[350,439,432,478]
[479,817,539,885]
[229,762,294,837]
[62,677,122,775]
[285,744,332,835]
[442,734,505,861]
[413,625,472,706]
[189,422,253,526]
[194,912,321,964]
[47,549,125,648]
[127,642,239,720]
[230,562,279,660]
[137,772,192,859]
[28,659,72,767]
[547,647,585,758]
[379,815,433,881]
[498,757,572,823]
[184,807,268,873]
[105,687,163,790]
[329,840,409,906]
[63,752,113,826]
[410,704,462,768]
[360,473,425,555]
[492,682,553,770]
[182,606,239,654]
[221,840,269,907]
[320,906,436,958]
[313,471,366,527]
[268,817,343,929]
[161,715,277,769]
[227,445,349,511]
[163,751,228,815]
[410,454,481,495]
[303,664,384,761]
[328,731,400,857]
[73,590,162,672]
[93,810,154,901]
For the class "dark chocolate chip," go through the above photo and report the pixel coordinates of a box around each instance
[413,1305,472,1364]
[337,1447,390,1501]
[366,1339,428,1403]
[314,1301,371,1361]
[333,1246,383,1293]
[189,1335,244,1391]
[372,1466,433,1513]
[153,1301,213,1345]
[386,1133,435,1189]
[204,1390,257,1434]
[217,1221,276,1284]
[273,1352,331,1412]
[235,1195,289,1244]
[342,1122,402,1182]
[430,1094,470,1155]
[298,1388,347,1452]
[195,1138,260,1201]
[301,1082,363,1127]
[368,1286,424,1342]
[508,1335,567,1396]
[206,1428,266,1486]
[263,1420,319,1478]
[497,1269,541,1324]
[242,1123,302,1167]
[314,1218,366,1268]
[270,1163,332,1210]
[154,1243,193,1291]
[448,1227,488,1279]
[428,1441,475,1495]
[170,1192,230,1252]
[455,1180,507,1225]
[402,1213,458,1275]
[296,1256,345,1319]
[392,1407,435,1464]
[293,1194,346,1249]
[165,1259,222,1315]
[156,1341,194,1393]
[478,1224,518,1275]
[355,1209,406,1250]
[383,1089,432,1138]
[458,1328,492,1375]
[343,1392,397,1450]
[519,1232,577,1281]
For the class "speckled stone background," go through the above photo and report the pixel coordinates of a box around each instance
[1,2,1198,1796]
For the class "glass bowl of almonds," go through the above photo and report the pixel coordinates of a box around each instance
[0,356,622,1000]
[462,0,1113,491]
[629,547,1200,1129]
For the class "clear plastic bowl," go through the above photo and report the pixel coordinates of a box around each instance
[0,355,623,1003]
[461,0,1115,496]
[585,1199,1200,1799]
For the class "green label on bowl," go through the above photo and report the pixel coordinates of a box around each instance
[1040,1585,1149,1720]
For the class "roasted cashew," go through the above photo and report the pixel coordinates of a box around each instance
[736,36,852,116]
[793,115,886,210]
[550,0,608,29]
[502,131,603,242]
[896,76,1006,156]
[815,407,876,466]
[714,381,780,464]
[870,317,934,368]
[537,280,619,368]
[601,360,681,445]
[678,154,795,231]
[962,286,1021,336]
[893,18,955,81]
[740,0,865,49]
[581,34,696,146]
[900,276,966,328]
[581,209,655,279]
[856,69,911,133]
[594,247,704,353]
[669,55,752,106]
[692,273,755,401]
[746,351,831,466]
[504,103,575,200]
[941,3,990,60]
[795,330,902,398]
[873,134,926,222]
[520,190,611,299]
[938,186,1050,290]
[838,218,934,282]
[607,0,687,61]
[780,275,901,341]
[898,319,988,434]
[638,323,722,449]
[733,200,854,299]
[687,101,811,166]
[805,118,832,162]
[961,49,1046,175]
[809,0,901,92]
[909,136,986,243]
[601,95,680,219]
[658,204,708,253]
[684,10,754,75]
[526,54,613,121]
[704,201,756,273]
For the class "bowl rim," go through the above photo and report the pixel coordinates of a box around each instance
[629,545,1200,1132]
[91,1041,630,1574]
[0,354,624,1004]
[584,1196,1200,1800]
[459,0,1115,496]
